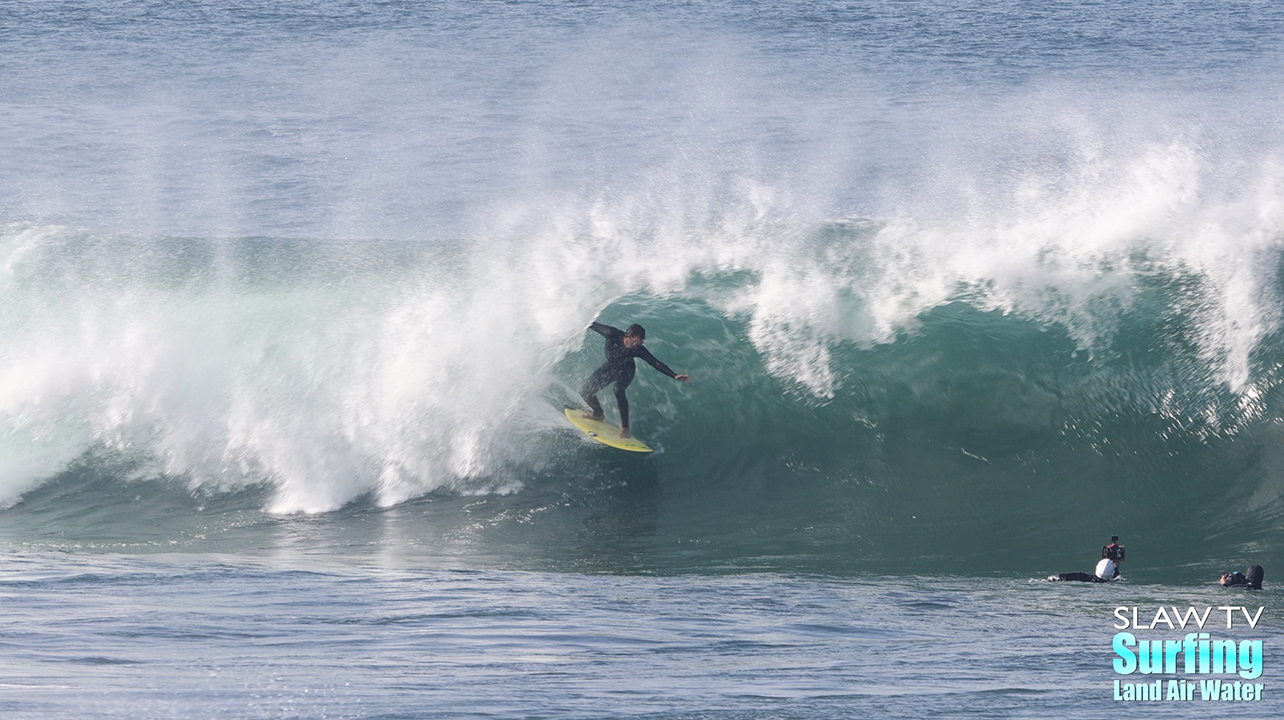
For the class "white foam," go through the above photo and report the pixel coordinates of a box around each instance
[4,70,1284,511]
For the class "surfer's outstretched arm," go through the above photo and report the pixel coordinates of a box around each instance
[589,322,621,338]
[636,347,690,381]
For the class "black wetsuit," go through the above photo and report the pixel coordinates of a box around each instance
[1052,546,1124,583]
[1055,572,1109,583]
[1248,564,1264,589]
[580,322,678,429]
[1222,565,1264,589]
[1101,543,1125,579]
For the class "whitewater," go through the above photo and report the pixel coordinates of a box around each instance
[3,1,1284,717]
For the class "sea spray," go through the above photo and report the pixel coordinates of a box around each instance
[4,216,1284,577]
[4,0,1284,576]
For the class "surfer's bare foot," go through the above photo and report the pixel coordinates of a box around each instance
[582,412,605,421]
[620,428,631,438]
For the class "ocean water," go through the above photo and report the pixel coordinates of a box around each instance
[4,0,1284,716]
[7,555,1278,720]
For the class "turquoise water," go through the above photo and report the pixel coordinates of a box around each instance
[4,1,1284,716]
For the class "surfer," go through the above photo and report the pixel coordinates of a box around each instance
[1220,564,1264,589]
[1048,535,1125,583]
[580,322,689,438]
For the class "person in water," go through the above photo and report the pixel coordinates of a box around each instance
[1220,564,1264,590]
[580,322,689,438]
[1049,535,1125,583]
[1101,535,1125,578]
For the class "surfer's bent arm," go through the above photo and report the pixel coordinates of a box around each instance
[637,347,679,379]
[589,322,621,338]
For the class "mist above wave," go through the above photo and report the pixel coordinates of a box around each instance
[3,1,1284,516]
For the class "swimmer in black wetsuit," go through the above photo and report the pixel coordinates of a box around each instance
[1220,564,1264,590]
[1048,535,1125,583]
[1101,536,1125,578]
[580,322,690,438]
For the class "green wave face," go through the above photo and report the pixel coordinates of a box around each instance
[4,221,1284,580]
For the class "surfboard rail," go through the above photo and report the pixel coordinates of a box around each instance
[563,408,653,452]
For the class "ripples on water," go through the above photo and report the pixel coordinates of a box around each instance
[6,554,1278,718]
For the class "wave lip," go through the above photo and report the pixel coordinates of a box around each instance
[4,220,1284,578]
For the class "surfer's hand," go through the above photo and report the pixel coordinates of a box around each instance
[675,374,690,382]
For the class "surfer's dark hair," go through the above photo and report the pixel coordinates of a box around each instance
[626,324,646,339]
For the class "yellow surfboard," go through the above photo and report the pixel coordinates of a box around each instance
[563,408,653,453]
